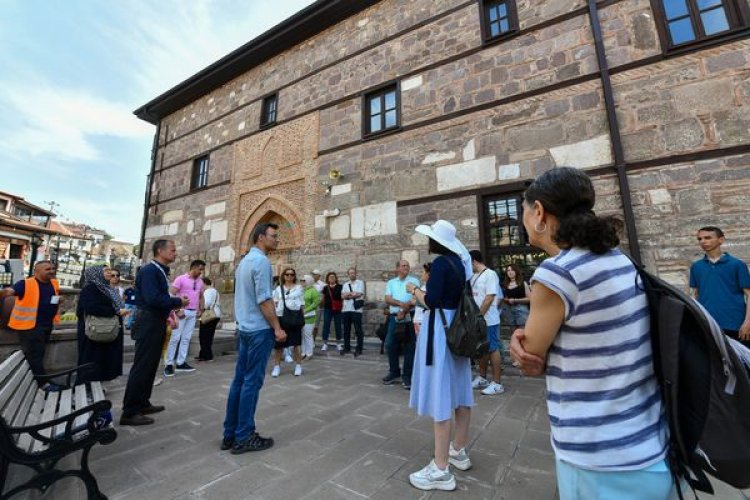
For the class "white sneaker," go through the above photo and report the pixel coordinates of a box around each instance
[481,382,505,396]
[471,375,489,389]
[294,364,302,376]
[449,442,472,471]
[321,344,328,352]
[271,365,281,378]
[408,459,456,491]
[337,344,343,352]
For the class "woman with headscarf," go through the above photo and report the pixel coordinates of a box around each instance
[76,266,126,384]
[404,220,474,492]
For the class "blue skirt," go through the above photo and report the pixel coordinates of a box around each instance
[409,309,473,422]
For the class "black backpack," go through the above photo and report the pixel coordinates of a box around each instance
[437,258,489,360]
[633,261,750,496]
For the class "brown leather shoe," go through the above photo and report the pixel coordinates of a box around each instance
[120,414,155,426]
[141,405,165,415]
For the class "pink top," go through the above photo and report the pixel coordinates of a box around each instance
[172,274,205,310]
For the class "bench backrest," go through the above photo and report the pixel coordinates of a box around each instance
[0,352,39,437]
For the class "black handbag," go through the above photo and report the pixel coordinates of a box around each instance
[279,286,304,330]
[348,283,365,310]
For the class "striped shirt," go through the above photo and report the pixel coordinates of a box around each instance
[532,248,667,470]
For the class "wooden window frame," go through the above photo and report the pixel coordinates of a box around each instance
[650,0,750,51]
[362,81,401,138]
[190,155,210,191]
[478,0,519,44]
[260,93,278,129]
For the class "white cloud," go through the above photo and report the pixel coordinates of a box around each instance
[0,85,153,161]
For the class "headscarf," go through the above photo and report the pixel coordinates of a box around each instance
[84,266,124,310]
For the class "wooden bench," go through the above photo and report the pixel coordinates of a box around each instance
[0,351,117,499]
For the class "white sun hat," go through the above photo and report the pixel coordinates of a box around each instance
[414,220,472,279]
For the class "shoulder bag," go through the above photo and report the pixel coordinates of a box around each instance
[349,283,365,310]
[280,286,304,330]
[200,291,219,324]
[84,314,119,343]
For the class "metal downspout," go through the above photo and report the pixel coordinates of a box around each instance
[587,0,643,264]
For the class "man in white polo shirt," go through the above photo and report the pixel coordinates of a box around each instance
[469,250,505,395]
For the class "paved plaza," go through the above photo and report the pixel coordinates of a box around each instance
[10,342,749,500]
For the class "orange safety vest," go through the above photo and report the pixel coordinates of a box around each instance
[7,278,61,330]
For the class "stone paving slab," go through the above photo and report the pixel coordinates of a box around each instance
[8,345,750,499]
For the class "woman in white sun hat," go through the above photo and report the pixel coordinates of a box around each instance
[405,219,474,492]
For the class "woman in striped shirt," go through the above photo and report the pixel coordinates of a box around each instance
[510,167,674,499]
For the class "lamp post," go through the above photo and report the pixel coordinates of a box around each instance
[27,231,44,277]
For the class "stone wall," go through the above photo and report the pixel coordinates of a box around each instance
[142,0,750,327]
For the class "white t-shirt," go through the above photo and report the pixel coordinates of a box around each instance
[273,284,305,316]
[341,279,365,313]
[203,287,222,318]
[314,280,325,293]
[471,268,502,326]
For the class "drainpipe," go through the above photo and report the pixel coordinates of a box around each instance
[138,119,160,261]
[587,0,643,264]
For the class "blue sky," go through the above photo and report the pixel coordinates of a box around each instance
[0,0,315,243]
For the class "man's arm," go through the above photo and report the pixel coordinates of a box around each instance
[479,294,496,316]
[142,269,183,310]
[259,299,286,342]
[740,288,750,341]
[0,288,14,298]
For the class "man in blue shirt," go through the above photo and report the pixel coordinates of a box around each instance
[222,223,286,454]
[383,260,420,389]
[121,240,188,426]
[689,226,750,347]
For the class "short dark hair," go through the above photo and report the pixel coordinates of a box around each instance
[252,223,279,244]
[422,263,432,273]
[152,239,172,256]
[202,277,212,286]
[428,238,456,256]
[524,167,622,254]
[469,250,483,263]
[190,259,206,269]
[698,226,724,238]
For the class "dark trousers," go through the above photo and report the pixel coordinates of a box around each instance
[18,326,52,384]
[122,309,167,418]
[384,316,416,381]
[198,318,220,360]
[322,309,342,343]
[342,312,364,352]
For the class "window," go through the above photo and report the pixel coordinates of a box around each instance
[363,84,400,137]
[653,0,748,48]
[479,0,518,42]
[481,192,547,279]
[260,93,278,128]
[191,155,209,190]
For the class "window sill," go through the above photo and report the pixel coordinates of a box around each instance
[361,126,402,142]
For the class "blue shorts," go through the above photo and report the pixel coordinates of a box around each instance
[486,324,502,353]
[556,458,676,500]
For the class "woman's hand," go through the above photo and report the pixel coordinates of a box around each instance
[510,329,546,376]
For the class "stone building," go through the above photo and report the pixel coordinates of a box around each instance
[135,0,750,327]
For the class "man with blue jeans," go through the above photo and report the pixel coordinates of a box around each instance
[383,260,420,389]
[222,223,287,454]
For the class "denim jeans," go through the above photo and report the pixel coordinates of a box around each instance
[322,309,342,343]
[384,316,415,381]
[342,311,363,352]
[223,328,275,443]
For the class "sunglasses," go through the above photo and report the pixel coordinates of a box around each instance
[284,273,296,276]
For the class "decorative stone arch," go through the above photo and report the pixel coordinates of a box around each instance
[237,195,304,255]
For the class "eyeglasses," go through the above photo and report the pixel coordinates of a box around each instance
[284,273,296,277]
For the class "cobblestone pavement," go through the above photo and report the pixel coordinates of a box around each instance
[11,343,749,499]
